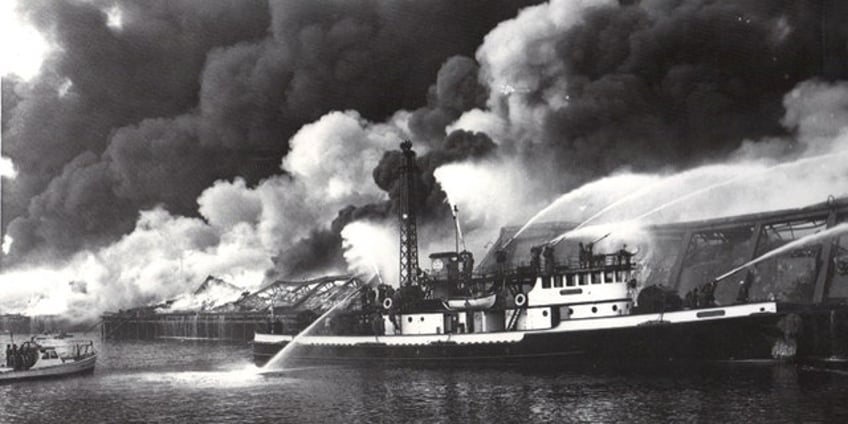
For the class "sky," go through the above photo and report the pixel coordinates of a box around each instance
[0,0,49,80]
[1,0,47,180]
[1,0,42,244]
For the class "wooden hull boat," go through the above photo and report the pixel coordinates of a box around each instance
[1,340,96,383]
[0,355,96,383]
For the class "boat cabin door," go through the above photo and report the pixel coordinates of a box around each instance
[444,313,462,334]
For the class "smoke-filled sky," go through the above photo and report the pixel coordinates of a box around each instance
[1,0,847,321]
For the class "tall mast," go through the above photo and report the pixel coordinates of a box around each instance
[398,140,419,287]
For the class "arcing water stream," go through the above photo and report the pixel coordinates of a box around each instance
[261,287,363,370]
[497,175,656,249]
[523,170,750,247]
[631,172,755,222]
[570,180,666,231]
[501,194,571,249]
[633,151,848,223]
[371,261,385,286]
[546,151,848,246]
[712,223,848,283]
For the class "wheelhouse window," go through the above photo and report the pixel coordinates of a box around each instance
[604,271,614,283]
[591,272,601,285]
[580,273,589,286]
[554,275,564,288]
[566,274,576,287]
[541,276,552,289]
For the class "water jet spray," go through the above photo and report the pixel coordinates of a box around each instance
[261,286,364,370]
[712,223,848,284]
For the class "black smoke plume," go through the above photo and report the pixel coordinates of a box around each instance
[407,56,489,143]
[272,129,496,278]
[2,0,541,264]
[485,0,848,192]
[2,0,846,315]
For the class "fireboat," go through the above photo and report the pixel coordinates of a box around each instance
[254,141,844,366]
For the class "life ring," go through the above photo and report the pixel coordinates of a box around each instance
[383,297,393,310]
[514,293,527,307]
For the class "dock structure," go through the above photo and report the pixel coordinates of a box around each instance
[0,314,32,334]
[1,314,76,334]
[100,310,268,342]
[101,275,360,342]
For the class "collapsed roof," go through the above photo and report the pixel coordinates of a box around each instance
[143,274,361,314]
[225,275,360,313]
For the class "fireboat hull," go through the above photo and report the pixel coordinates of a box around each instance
[255,302,792,366]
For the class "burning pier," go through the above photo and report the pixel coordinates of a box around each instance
[101,275,361,342]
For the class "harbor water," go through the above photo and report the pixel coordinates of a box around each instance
[2,334,847,423]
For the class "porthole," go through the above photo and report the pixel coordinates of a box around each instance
[542,310,549,317]
[568,308,574,315]
[612,304,618,312]
[407,317,413,323]
[591,306,598,313]
[420,317,425,322]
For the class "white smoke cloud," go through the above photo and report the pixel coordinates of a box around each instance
[195,109,405,257]
[1,235,12,255]
[0,207,272,321]
[0,156,16,179]
[197,177,262,230]
[446,109,507,142]
[436,75,848,269]
[475,0,616,144]
[625,80,848,226]
[283,110,401,202]
[0,109,409,321]
[782,80,848,154]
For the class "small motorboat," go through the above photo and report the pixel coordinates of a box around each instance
[443,292,497,310]
[1,339,96,383]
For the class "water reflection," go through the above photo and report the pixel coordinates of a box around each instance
[2,334,847,423]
